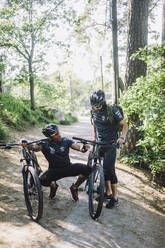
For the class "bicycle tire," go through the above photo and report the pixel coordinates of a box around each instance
[31,151,43,176]
[88,165,104,220]
[84,151,93,193]
[22,166,43,222]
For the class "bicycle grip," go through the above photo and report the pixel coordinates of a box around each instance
[81,145,88,153]
[21,139,28,144]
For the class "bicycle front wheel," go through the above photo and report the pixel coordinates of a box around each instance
[88,165,104,220]
[22,166,43,222]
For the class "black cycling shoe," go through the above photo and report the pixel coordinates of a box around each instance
[49,182,59,199]
[95,193,112,202]
[106,197,119,209]
[104,193,113,200]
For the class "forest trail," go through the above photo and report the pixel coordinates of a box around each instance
[0,117,165,248]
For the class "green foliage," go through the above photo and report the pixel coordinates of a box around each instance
[0,94,35,128]
[36,74,70,112]
[0,0,74,109]
[0,119,8,140]
[120,45,165,177]
[0,93,78,140]
[61,113,78,125]
[0,94,57,137]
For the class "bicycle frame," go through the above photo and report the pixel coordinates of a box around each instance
[20,146,43,222]
[20,146,42,176]
[0,140,44,222]
[72,136,106,220]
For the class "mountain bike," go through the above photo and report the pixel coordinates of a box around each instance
[0,139,44,222]
[72,137,106,220]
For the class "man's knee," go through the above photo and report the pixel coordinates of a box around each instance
[104,173,118,184]
[40,173,50,186]
[84,166,92,177]
[111,175,118,184]
[75,163,92,177]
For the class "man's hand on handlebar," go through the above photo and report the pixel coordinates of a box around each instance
[71,143,90,153]
[19,139,28,148]
[80,144,90,153]
[117,136,126,145]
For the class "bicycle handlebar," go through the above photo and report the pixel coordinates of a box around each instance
[21,139,47,145]
[0,143,19,147]
[72,137,107,146]
[0,139,47,149]
[72,136,120,149]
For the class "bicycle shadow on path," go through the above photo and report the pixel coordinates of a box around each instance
[43,183,165,248]
[0,148,81,248]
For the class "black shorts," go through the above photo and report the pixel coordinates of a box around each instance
[102,146,118,184]
[40,163,92,186]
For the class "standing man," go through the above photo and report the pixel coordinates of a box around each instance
[90,90,128,208]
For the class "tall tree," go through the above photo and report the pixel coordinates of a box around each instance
[111,0,119,104]
[0,54,6,93]
[161,0,165,69]
[125,0,149,88]
[0,0,64,110]
[162,0,165,44]
[123,0,149,153]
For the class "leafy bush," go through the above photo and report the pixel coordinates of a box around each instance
[60,113,78,125]
[0,94,49,128]
[0,119,8,140]
[0,94,77,140]
[120,45,165,178]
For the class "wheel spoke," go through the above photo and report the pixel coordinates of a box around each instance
[23,166,43,221]
[88,165,104,220]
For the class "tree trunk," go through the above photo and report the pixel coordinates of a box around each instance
[118,77,125,92]
[0,74,2,93]
[0,56,5,93]
[70,78,74,112]
[125,0,149,88]
[100,56,104,90]
[28,61,35,110]
[123,0,149,154]
[111,0,119,104]
[162,0,165,44]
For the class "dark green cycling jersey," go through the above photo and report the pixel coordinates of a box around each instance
[39,137,74,168]
[92,105,123,144]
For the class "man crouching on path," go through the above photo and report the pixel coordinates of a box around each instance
[20,123,91,201]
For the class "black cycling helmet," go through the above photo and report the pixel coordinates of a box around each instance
[90,90,105,108]
[42,123,59,137]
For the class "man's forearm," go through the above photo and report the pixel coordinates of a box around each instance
[27,145,41,152]
[93,124,96,140]
[121,122,128,139]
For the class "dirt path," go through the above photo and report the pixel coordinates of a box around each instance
[0,117,165,248]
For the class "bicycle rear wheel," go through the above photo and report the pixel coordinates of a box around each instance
[88,165,104,220]
[22,166,43,222]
